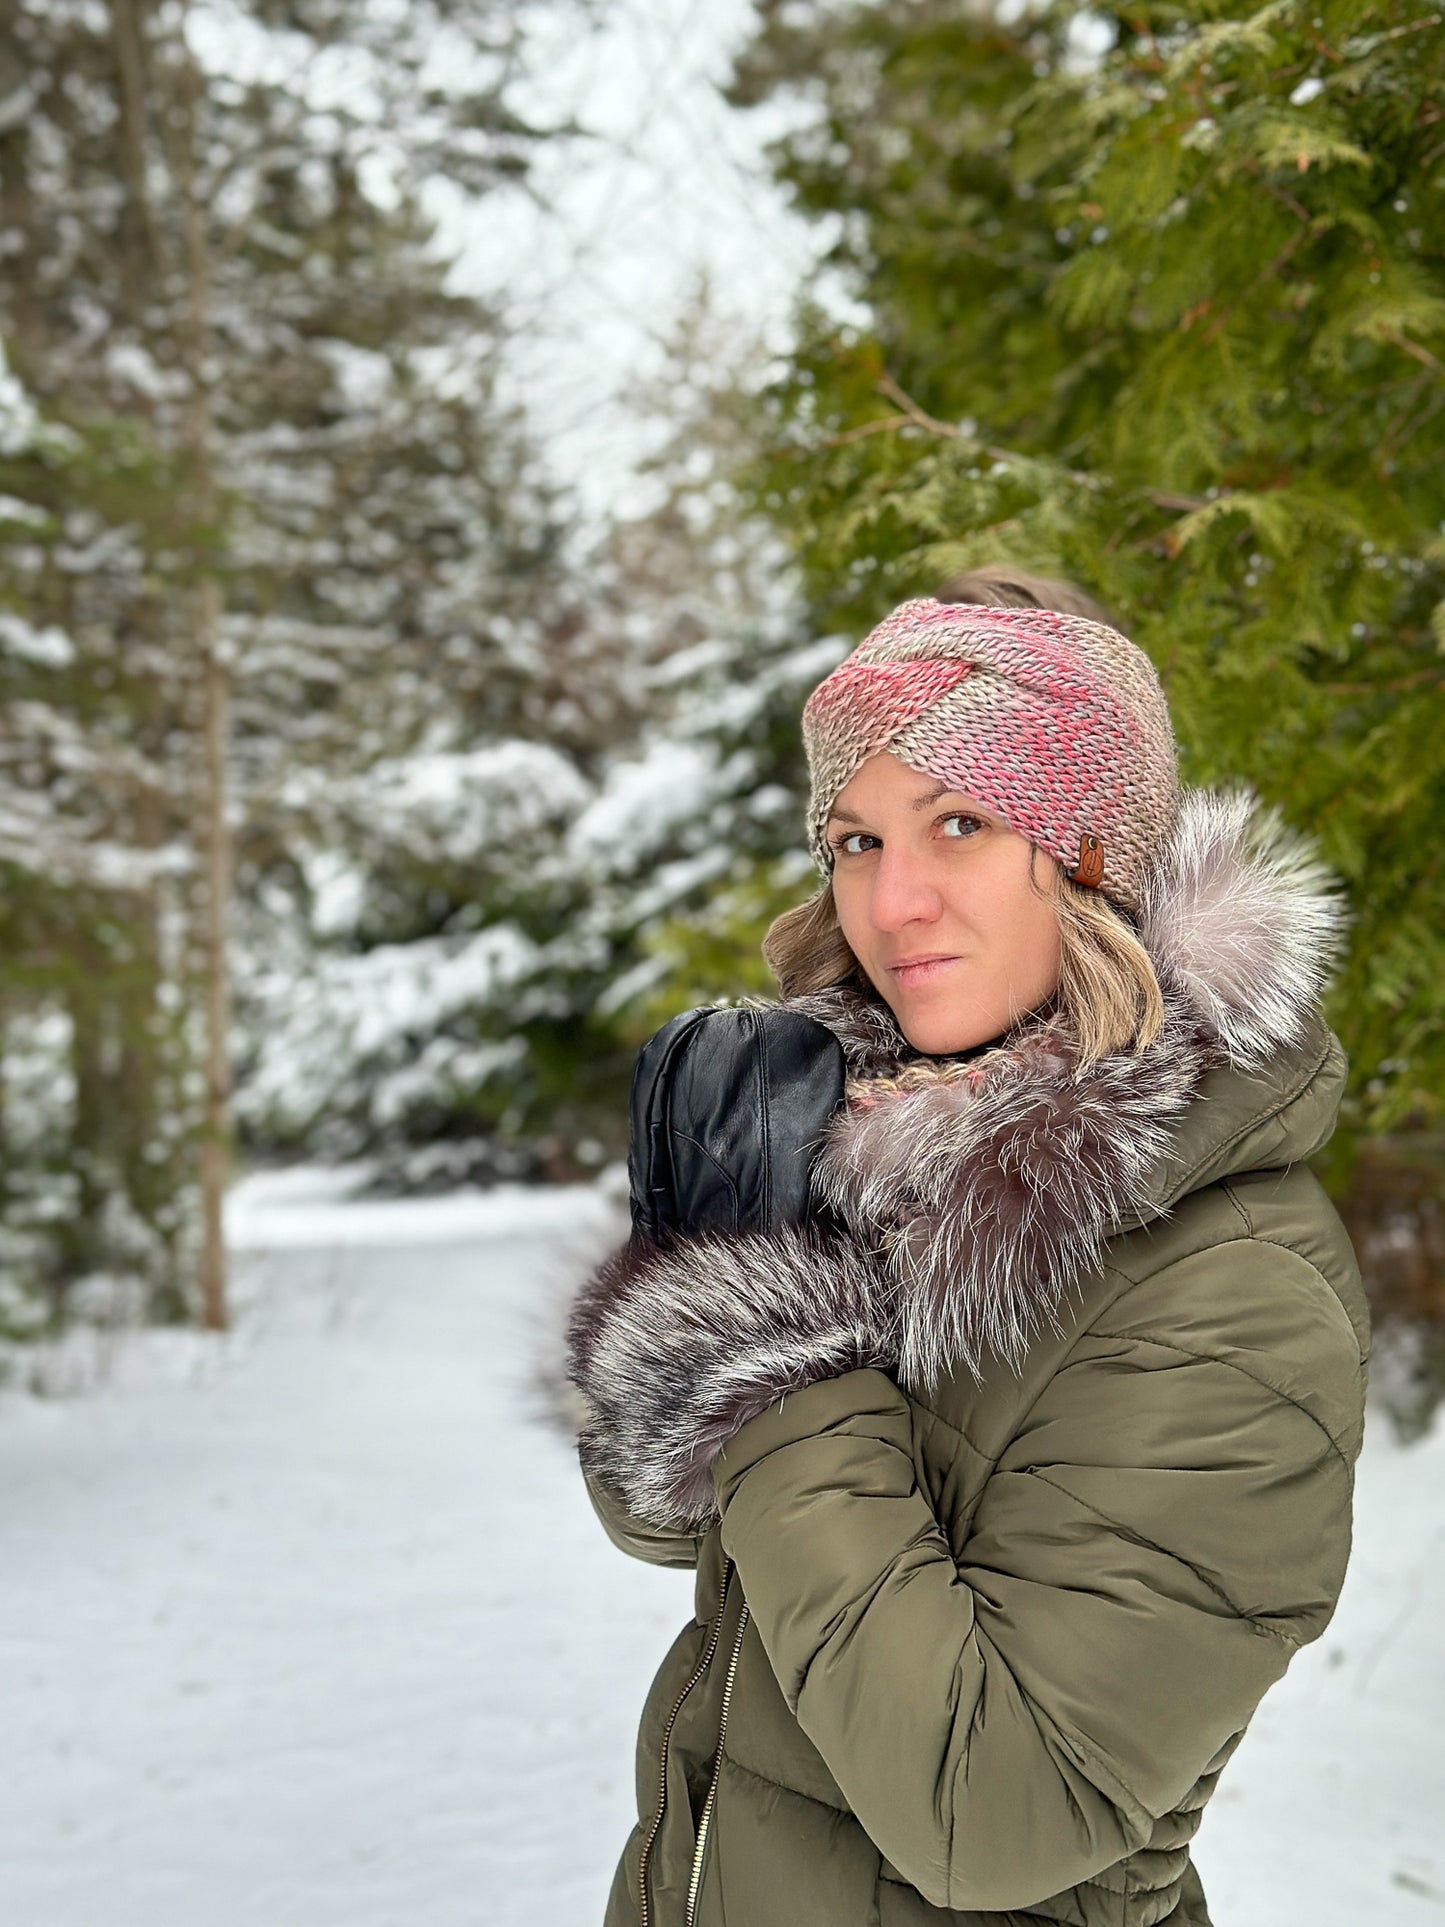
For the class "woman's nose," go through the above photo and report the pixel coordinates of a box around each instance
[869,847,943,931]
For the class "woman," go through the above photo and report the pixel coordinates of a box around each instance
[566,592,1368,1927]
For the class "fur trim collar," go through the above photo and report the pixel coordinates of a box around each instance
[1137,789,1343,1065]
[565,790,1344,1529]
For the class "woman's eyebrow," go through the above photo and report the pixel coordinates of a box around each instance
[922,789,999,823]
[909,782,962,811]
[828,784,977,825]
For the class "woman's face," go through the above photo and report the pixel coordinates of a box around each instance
[827,751,1063,1055]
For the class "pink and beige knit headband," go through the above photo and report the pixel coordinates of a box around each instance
[801,597,1179,912]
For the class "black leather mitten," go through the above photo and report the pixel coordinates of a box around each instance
[627,1005,847,1242]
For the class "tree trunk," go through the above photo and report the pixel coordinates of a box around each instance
[109,0,157,327]
[175,2,231,1332]
[197,574,231,1331]
[65,959,112,1289]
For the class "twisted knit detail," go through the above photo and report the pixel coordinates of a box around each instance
[802,597,1180,910]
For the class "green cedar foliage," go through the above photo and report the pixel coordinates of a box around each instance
[734,0,1445,1157]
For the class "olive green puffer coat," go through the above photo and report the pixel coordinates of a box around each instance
[568,793,1368,1927]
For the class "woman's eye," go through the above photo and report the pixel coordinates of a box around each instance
[831,831,878,856]
[940,813,984,839]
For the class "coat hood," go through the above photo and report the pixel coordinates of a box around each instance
[784,788,1347,1386]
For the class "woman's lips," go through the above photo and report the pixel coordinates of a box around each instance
[887,955,961,989]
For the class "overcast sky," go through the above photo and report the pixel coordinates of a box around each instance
[437,0,848,520]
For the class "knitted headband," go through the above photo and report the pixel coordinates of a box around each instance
[801,597,1179,912]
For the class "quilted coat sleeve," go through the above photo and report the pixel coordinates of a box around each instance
[714,1248,1363,1915]
[582,1468,703,1570]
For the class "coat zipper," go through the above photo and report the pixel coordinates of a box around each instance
[684,1601,750,1927]
[638,1561,734,1927]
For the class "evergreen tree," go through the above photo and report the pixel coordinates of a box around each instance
[0,327,199,1330]
[589,289,852,1035]
[732,0,1445,1160]
[0,0,597,1313]
[231,280,877,1190]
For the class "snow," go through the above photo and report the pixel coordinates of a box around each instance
[1194,1416,1445,1919]
[358,741,593,868]
[238,926,541,1133]
[570,739,718,861]
[0,1173,1440,1925]
[223,1164,607,1252]
[0,612,75,668]
[0,340,43,452]
[0,1173,688,1927]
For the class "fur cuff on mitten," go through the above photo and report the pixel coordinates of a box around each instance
[566,1227,892,1531]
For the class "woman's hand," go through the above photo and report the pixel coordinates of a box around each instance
[566,1003,876,1532]
[627,1004,847,1243]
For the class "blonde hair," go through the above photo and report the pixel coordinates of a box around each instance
[762,870,1163,1069]
[1049,876,1165,1064]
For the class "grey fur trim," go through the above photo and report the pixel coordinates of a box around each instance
[1139,789,1346,1065]
[811,994,1210,1388]
[567,1228,891,1531]
[759,978,914,1076]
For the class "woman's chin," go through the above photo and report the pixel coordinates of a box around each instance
[904,1022,999,1056]
[884,992,1005,1058]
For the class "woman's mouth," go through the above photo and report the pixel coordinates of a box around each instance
[887,954,961,989]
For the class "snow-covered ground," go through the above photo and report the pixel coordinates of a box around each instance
[0,1172,1441,1926]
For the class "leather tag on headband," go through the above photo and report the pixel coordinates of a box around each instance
[1071,833,1106,888]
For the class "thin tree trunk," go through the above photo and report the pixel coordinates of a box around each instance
[65,963,111,1286]
[109,0,156,326]
[196,573,231,1331]
[0,17,39,355]
[175,3,230,1332]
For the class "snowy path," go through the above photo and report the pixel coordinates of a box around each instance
[0,1174,1441,1926]
[0,1177,691,1927]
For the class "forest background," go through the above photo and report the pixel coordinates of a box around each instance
[1,0,1442,1429]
